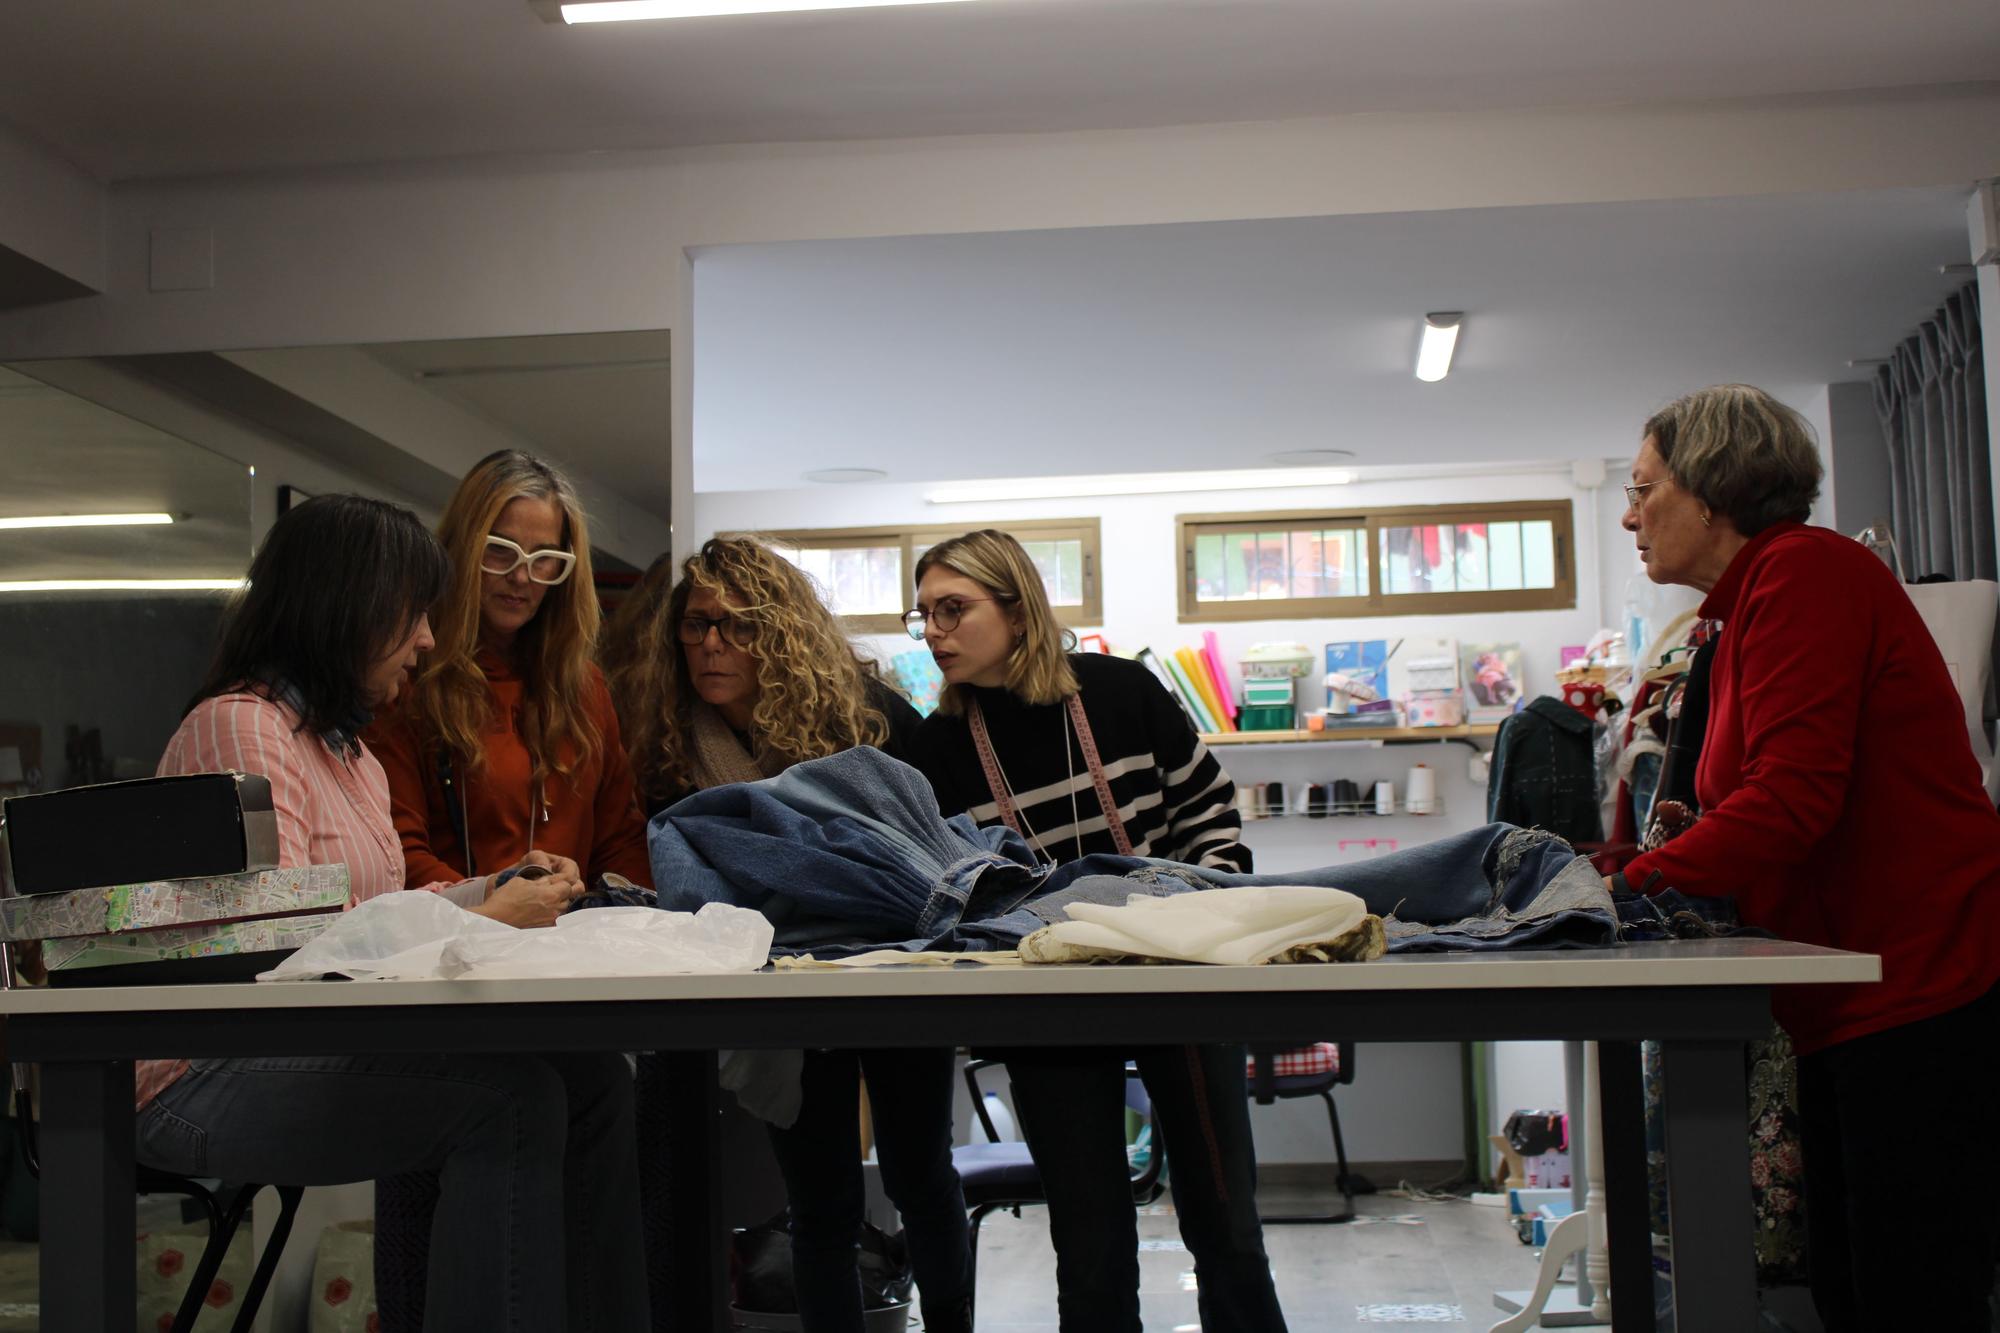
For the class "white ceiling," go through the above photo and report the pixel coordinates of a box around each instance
[1,0,1996,181]
[691,187,1971,491]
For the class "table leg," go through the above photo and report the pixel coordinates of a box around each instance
[1595,1040,1654,1333]
[1659,1039,1756,1333]
[38,1059,136,1333]
[657,1050,728,1333]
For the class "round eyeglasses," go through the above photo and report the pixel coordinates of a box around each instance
[678,614,758,649]
[480,535,576,585]
[900,595,1012,640]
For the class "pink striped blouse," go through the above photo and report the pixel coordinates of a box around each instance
[137,692,478,1108]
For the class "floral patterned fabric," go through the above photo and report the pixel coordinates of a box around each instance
[1643,1026,1808,1287]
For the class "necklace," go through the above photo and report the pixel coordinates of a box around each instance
[985,704,1084,864]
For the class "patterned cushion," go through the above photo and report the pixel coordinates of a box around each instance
[1248,1043,1340,1078]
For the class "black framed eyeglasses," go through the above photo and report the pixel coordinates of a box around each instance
[900,596,1012,640]
[678,614,758,649]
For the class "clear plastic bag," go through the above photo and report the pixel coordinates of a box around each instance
[258,891,773,982]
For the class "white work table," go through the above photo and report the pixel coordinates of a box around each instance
[0,938,1878,1332]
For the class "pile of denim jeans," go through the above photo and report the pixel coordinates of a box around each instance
[648,747,1618,959]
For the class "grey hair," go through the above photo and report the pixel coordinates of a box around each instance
[1643,384,1822,536]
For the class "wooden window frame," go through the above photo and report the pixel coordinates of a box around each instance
[1175,500,1575,623]
[750,517,1104,634]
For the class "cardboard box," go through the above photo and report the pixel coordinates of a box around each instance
[42,911,341,972]
[0,864,351,943]
[2,772,279,895]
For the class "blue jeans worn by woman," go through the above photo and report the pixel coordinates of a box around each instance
[766,1047,972,1333]
[135,1050,649,1333]
[1004,1044,1286,1333]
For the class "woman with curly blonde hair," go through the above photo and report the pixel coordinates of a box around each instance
[367,449,652,892]
[605,535,919,809]
[604,536,968,1333]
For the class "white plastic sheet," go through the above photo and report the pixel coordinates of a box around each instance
[258,891,773,982]
[1025,885,1370,966]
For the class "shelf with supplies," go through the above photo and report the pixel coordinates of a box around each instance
[1200,723,1501,747]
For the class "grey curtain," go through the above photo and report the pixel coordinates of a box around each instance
[1874,284,1991,580]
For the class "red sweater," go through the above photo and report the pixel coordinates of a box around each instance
[1624,523,2000,1054]
[366,654,654,890]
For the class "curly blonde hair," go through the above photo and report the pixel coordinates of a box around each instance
[406,450,601,779]
[602,537,893,801]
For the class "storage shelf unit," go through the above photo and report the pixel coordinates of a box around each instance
[1201,724,1500,746]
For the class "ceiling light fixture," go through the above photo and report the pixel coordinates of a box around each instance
[0,512,174,531]
[1263,449,1357,467]
[0,579,245,594]
[925,467,1355,505]
[549,0,975,22]
[804,467,889,484]
[1414,312,1462,383]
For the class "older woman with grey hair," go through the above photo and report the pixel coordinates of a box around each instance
[1611,383,2000,1331]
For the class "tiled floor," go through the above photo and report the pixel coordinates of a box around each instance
[964,1186,1551,1330]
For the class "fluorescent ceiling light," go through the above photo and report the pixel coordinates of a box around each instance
[1414,312,1462,383]
[559,0,974,22]
[926,467,1355,505]
[0,512,174,531]
[0,579,244,594]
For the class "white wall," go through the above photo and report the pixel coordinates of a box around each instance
[1,87,1997,375]
[1827,379,1892,535]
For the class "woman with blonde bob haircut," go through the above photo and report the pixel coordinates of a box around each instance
[605,535,971,1333]
[906,530,1286,1333]
[368,448,652,895]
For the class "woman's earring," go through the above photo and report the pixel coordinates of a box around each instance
[1700,510,1713,528]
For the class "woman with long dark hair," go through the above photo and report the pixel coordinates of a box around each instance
[142,494,650,1330]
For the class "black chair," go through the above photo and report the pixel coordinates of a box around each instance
[950,1059,1164,1315]
[12,1084,304,1333]
[1245,1041,1362,1224]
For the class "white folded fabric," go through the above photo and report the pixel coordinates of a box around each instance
[1030,885,1372,966]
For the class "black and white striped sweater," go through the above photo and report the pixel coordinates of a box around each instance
[907,653,1251,872]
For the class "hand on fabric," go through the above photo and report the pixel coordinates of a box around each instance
[516,849,582,883]
[474,854,585,928]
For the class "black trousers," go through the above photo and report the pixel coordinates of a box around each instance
[1797,979,1999,1332]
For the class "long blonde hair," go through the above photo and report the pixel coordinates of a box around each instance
[602,537,892,800]
[915,529,1077,715]
[407,450,601,778]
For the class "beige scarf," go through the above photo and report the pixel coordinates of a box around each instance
[689,703,790,791]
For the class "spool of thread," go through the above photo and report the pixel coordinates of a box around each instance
[1405,763,1437,815]
[1374,780,1396,815]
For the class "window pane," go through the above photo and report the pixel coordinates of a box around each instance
[1455,523,1490,592]
[777,544,902,616]
[1254,531,1284,598]
[1380,524,1455,593]
[1488,522,1523,589]
[1522,521,1556,588]
[1019,537,1085,607]
[1195,533,1226,600]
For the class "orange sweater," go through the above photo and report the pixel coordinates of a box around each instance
[366,653,654,889]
